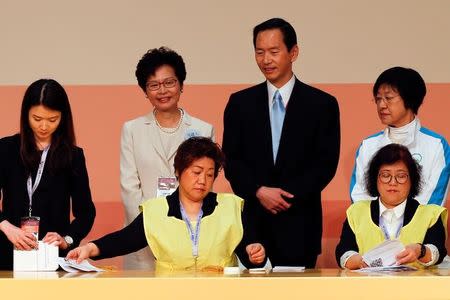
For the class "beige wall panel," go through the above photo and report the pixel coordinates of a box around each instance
[1,0,449,84]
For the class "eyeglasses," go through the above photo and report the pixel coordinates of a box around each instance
[373,94,401,105]
[146,78,178,91]
[378,171,409,184]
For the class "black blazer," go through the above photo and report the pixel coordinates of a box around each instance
[335,198,447,267]
[0,134,96,269]
[223,79,340,264]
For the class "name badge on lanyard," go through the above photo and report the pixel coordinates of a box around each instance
[180,202,203,258]
[156,176,177,197]
[26,146,50,217]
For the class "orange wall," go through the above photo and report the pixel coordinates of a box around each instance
[1,83,448,203]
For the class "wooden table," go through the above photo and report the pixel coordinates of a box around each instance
[2,268,450,300]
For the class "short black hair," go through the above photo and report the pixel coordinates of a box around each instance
[253,18,297,51]
[174,137,225,179]
[373,67,426,114]
[365,144,422,199]
[135,47,187,92]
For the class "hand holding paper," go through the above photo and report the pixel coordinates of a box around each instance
[362,239,405,267]
[66,242,100,264]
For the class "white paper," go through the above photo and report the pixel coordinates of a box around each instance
[248,258,273,274]
[57,257,104,272]
[362,239,405,267]
[354,265,417,273]
[273,266,305,272]
[248,267,268,274]
[13,241,59,271]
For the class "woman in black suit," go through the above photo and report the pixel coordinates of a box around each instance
[0,79,96,269]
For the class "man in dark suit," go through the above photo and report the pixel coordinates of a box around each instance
[223,18,340,268]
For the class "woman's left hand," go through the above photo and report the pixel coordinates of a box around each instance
[246,243,265,264]
[396,243,420,265]
[42,232,69,250]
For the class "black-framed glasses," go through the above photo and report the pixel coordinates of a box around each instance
[373,94,401,105]
[146,78,178,91]
[378,171,409,184]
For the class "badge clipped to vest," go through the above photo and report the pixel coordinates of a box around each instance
[156,176,177,197]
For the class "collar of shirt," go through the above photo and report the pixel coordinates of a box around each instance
[379,198,407,222]
[266,74,296,109]
[384,117,419,145]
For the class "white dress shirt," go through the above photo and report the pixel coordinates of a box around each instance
[267,74,295,113]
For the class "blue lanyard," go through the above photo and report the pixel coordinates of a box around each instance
[26,146,50,217]
[379,214,403,240]
[179,202,203,258]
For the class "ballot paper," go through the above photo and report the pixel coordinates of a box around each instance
[57,257,104,273]
[354,265,417,273]
[13,242,103,272]
[248,258,273,274]
[13,241,59,271]
[362,239,405,267]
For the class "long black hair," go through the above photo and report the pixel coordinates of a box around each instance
[20,79,76,173]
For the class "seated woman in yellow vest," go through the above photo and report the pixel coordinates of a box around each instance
[67,137,265,272]
[336,144,447,270]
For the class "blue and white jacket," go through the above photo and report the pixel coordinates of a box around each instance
[350,118,450,206]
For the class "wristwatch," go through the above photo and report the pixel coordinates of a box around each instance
[418,243,426,259]
[64,235,74,248]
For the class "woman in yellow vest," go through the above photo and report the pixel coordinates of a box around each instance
[336,144,447,269]
[67,137,265,272]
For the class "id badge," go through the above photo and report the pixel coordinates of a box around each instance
[20,216,40,248]
[157,176,177,197]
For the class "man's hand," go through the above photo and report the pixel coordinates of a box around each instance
[256,186,293,214]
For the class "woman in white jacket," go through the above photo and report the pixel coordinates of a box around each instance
[350,67,449,206]
[120,47,214,269]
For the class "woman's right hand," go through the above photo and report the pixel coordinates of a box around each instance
[246,243,266,264]
[66,242,100,264]
[345,254,368,270]
[0,220,37,250]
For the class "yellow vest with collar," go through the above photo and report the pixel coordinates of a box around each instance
[140,193,243,272]
[347,201,447,266]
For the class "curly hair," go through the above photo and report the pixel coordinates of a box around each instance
[135,46,186,92]
[365,143,422,199]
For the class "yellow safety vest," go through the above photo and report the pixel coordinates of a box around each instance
[347,200,447,268]
[140,193,243,272]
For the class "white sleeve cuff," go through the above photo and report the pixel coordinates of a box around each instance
[340,250,359,269]
[418,244,439,266]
